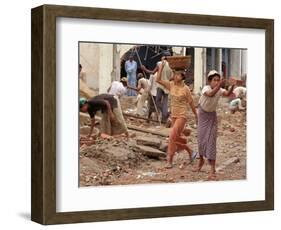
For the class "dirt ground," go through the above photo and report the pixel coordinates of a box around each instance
[79,95,246,187]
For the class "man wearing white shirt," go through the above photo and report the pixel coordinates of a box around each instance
[107,77,128,98]
[149,73,157,97]
[229,86,247,114]
[141,51,173,123]
[233,86,246,98]
[147,73,158,121]
[136,73,150,116]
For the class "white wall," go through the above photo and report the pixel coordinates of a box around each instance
[79,43,114,93]
[0,0,280,229]
[80,43,101,89]
[97,44,114,93]
[194,48,206,94]
[79,43,133,91]
[119,44,134,58]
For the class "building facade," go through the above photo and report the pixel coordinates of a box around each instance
[79,43,247,94]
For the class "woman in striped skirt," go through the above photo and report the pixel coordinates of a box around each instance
[194,70,236,180]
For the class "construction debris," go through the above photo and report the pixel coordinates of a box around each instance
[136,136,161,148]
[80,137,146,186]
[123,113,159,123]
[159,141,169,152]
[80,95,246,186]
[216,157,240,172]
[134,145,166,158]
[127,124,169,137]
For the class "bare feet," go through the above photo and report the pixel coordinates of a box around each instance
[192,158,205,172]
[165,162,173,169]
[100,133,112,139]
[207,173,217,181]
[165,154,174,169]
[179,162,187,169]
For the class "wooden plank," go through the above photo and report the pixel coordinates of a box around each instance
[216,157,240,172]
[134,145,166,158]
[123,113,159,123]
[136,136,161,148]
[127,124,169,137]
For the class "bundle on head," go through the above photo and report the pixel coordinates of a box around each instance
[166,55,191,70]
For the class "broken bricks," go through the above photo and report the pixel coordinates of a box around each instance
[79,93,246,186]
[80,126,100,136]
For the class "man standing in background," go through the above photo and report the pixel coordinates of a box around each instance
[141,51,173,123]
[125,55,137,96]
[107,77,128,98]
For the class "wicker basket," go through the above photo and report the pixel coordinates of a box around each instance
[166,55,191,70]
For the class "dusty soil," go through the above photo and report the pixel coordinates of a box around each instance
[79,95,246,186]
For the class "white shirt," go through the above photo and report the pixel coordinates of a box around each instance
[233,87,246,98]
[138,78,150,93]
[199,85,226,112]
[108,81,127,97]
[149,74,157,96]
[156,60,173,94]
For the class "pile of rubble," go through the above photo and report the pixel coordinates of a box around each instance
[79,94,246,186]
[79,134,168,186]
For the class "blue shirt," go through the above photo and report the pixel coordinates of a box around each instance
[125,60,137,74]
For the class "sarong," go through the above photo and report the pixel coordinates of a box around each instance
[197,106,218,160]
[100,96,128,135]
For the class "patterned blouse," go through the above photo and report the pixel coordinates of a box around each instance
[169,81,193,119]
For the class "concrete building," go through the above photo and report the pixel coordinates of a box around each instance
[192,47,247,94]
[79,43,133,93]
[79,43,247,95]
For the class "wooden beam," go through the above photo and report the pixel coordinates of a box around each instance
[123,113,159,123]
[127,124,169,137]
[216,157,240,172]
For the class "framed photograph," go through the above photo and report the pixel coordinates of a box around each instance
[31,4,274,225]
